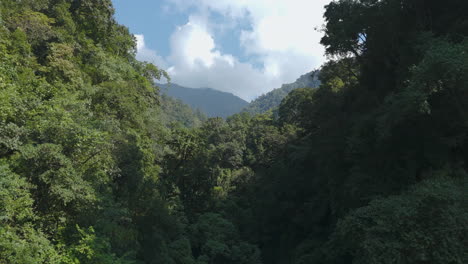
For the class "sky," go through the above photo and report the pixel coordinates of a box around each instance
[112,0,331,101]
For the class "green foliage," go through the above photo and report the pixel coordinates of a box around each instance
[0,0,467,263]
[0,165,34,225]
[243,70,320,115]
[279,88,315,127]
[64,225,136,264]
[0,165,61,264]
[0,226,61,264]
[0,0,194,263]
[189,213,261,264]
[7,10,55,44]
[327,175,468,264]
[159,93,207,128]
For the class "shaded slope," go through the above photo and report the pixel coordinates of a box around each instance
[158,83,248,118]
[158,93,207,127]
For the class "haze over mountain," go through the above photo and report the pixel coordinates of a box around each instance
[158,83,248,118]
[244,70,321,114]
[158,93,207,128]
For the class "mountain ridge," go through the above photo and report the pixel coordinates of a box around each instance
[243,70,321,114]
[157,83,248,118]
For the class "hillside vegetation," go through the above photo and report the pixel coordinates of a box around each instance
[243,70,321,114]
[0,0,467,264]
[159,93,207,128]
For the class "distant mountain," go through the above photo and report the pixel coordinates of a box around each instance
[243,70,321,114]
[157,83,249,118]
[158,93,207,128]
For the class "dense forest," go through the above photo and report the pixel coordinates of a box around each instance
[0,0,467,264]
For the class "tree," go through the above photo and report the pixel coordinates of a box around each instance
[326,175,468,264]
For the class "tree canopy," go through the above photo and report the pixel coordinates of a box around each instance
[0,0,467,263]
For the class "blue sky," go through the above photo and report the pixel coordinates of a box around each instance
[112,0,331,101]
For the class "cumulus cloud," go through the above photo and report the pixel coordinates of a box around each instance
[167,0,329,59]
[135,34,168,69]
[165,17,277,100]
[135,0,331,101]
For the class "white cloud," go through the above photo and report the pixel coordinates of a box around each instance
[134,34,168,69]
[167,0,329,57]
[165,17,277,100]
[168,18,218,68]
[135,0,332,101]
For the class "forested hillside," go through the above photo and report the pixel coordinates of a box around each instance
[159,83,248,118]
[243,70,321,114]
[0,0,467,264]
[0,0,201,262]
[158,94,207,128]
